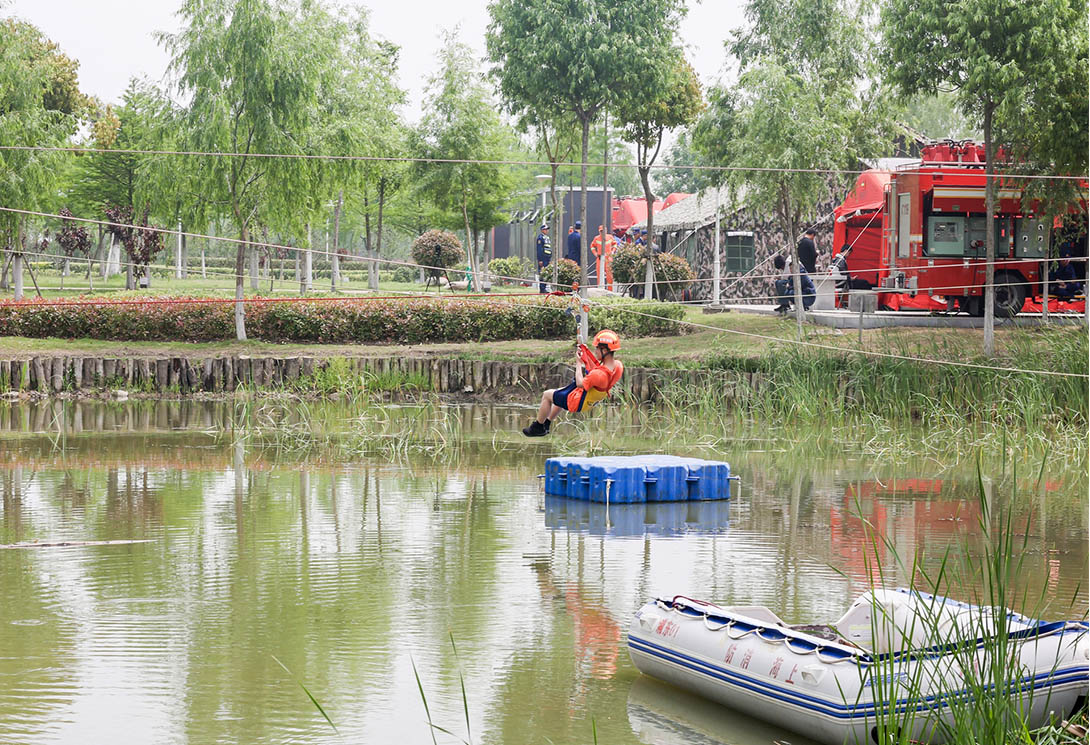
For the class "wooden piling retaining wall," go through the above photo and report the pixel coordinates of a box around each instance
[0,355,756,403]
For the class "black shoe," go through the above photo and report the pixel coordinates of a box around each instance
[775,305,790,315]
[544,419,551,434]
[522,420,547,437]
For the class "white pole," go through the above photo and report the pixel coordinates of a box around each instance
[712,188,721,305]
[175,220,183,279]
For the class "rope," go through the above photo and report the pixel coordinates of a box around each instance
[583,297,1090,379]
[1,144,1085,181]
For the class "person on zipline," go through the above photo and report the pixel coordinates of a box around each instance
[522,329,624,437]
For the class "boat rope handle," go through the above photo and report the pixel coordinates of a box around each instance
[726,623,755,640]
[703,615,732,632]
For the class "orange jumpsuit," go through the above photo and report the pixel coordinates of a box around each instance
[590,234,617,290]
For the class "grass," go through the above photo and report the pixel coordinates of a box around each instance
[849,455,1087,745]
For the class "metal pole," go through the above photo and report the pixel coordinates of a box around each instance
[712,188,721,305]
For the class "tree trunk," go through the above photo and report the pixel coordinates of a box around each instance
[601,117,609,290]
[12,253,23,301]
[175,221,183,279]
[235,224,248,341]
[364,189,377,290]
[0,246,8,290]
[550,162,561,288]
[375,179,386,290]
[983,102,996,357]
[302,223,313,294]
[180,228,188,279]
[332,189,343,292]
[462,192,477,291]
[249,238,259,292]
[640,164,656,299]
[579,118,590,293]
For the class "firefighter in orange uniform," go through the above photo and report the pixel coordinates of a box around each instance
[522,330,624,437]
[589,226,617,291]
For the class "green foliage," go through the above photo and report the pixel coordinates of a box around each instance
[412,31,516,275]
[67,79,179,221]
[657,132,715,195]
[391,265,418,284]
[900,92,980,141]
[411,230,464,278]
[0,296,576,344]
[609,244,695,299]
[488,256,532,284]
[883,0,1088,213]
[486,0,689,285]
[587,297,685,337]
[552,258,580,290]
[0,19,81,241]
[696,0,895,252]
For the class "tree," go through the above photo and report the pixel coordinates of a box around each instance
[414,32,515,288]
[882,0,1088,354]
[486,0,687,302]
[617,54,704,298]
[161,0,344,339]
[0,19,85,299]
[68,78,180,285]
[696,0,894,331]
[657,132,716,195]
[55,207,91,288]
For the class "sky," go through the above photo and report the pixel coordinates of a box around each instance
[7,0,746,121]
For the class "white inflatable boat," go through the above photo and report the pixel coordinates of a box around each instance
[628,589,1089,745]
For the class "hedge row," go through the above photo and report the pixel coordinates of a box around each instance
[0,295,685,344]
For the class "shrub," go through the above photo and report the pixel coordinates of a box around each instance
[553,258,581,290]
[411,230,464,278]
[0,295,581,344]
[488,256,532,284]
[610,244,695,299]
[587,297,686,337]
[392,265,418,283]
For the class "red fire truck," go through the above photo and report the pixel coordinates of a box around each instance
[833,141,1088,315]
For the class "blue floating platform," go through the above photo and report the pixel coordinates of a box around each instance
[544,455,732,503]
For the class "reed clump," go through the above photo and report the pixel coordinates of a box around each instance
[852,456,1087,745]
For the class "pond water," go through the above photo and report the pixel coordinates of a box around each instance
[0,400,1085,745]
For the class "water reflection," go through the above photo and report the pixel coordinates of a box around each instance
[0,399,1085,745]
[544,495,732,537]
[627,676,824,745]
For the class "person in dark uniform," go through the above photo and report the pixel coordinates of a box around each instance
[566,221,582,266]
[1050,247,1083,301]
[535,223,552,293]
[797,228,818,274]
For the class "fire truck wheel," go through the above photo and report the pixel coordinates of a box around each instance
[994,272,1026,318]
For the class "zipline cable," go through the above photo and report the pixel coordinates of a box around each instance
[0,144,1086,181]
[582,297,1089,379]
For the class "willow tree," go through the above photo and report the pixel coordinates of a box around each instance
[486,0,686,293]
[882,0,1089,354]
[0,19,85,298]
[617,55,703,298]
[162,0,341,339]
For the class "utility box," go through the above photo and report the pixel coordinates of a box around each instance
[926,216,966,257]
[1015,217,1050,259]
[849,290,878,313]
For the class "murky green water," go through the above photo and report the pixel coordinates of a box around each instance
[0,400,1085,745]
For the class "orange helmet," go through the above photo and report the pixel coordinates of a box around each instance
[593,329,621,352]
